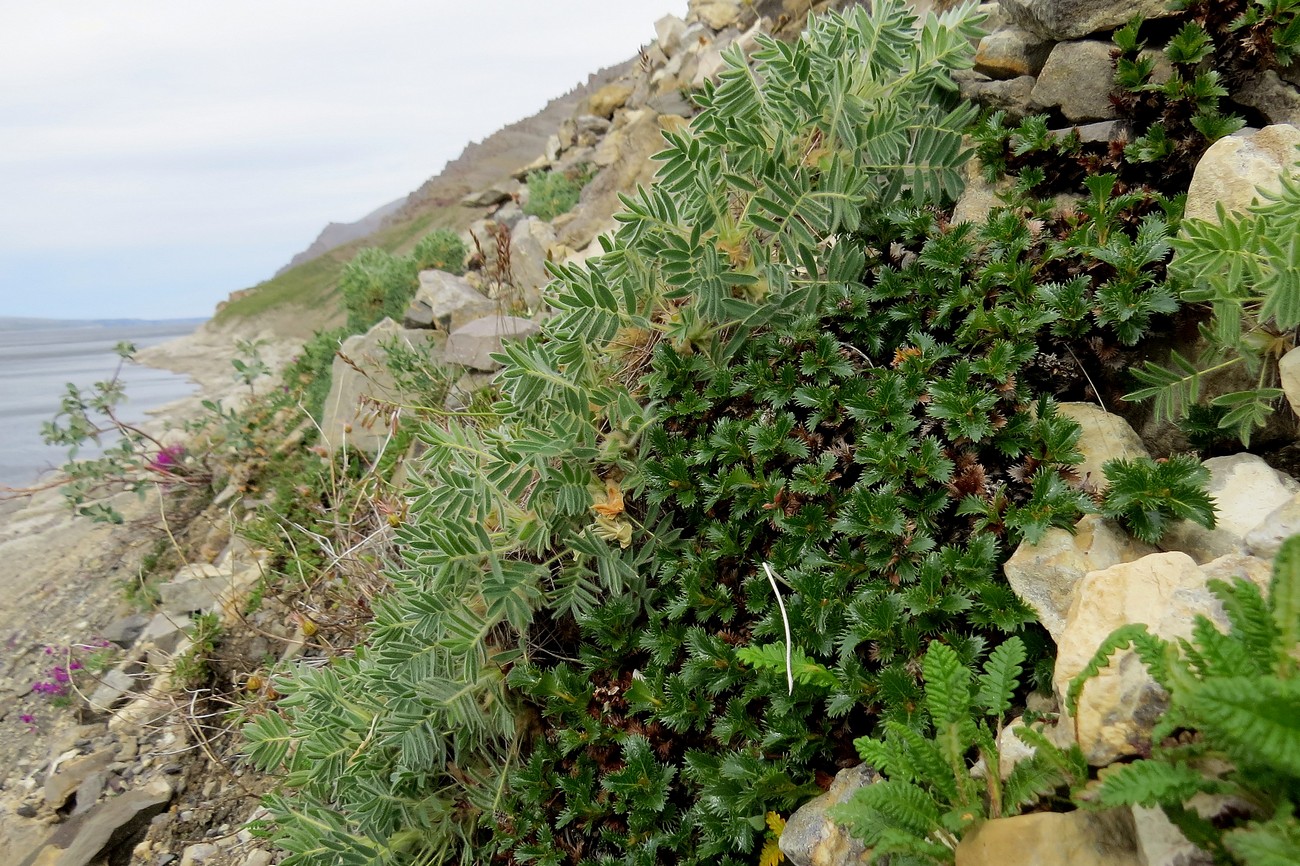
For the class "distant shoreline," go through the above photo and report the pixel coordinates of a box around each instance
[0,316,209,332]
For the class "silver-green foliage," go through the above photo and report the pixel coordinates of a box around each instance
[242,2,987,862]
[1067,534,1300,865]
[1127,159,1300,444]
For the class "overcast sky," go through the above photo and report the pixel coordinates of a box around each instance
[0,1,684,321]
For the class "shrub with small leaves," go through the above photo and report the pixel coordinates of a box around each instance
[522,167,587,221]
[410,228,468,275]
[1098,455,1217,544]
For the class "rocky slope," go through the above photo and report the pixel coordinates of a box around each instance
[9,0,1300,864]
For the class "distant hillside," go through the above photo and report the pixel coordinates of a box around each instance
[215,59,636,338]
[274,196,407,276]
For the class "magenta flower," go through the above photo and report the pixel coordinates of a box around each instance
[149,444,186,472]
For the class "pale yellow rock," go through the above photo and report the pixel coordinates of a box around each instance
[1057,402,1149,489]
[689,0,744,30]
[1161,453,1299,563]
[1279,345,1300,423]
[1184,124,1300,222]
[956,809,1141,866]
[778,765,876,866]
[1055,551,1271,765]
[1004,515,1156,643]
[587,83,633,119]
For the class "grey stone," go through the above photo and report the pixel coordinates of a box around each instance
[1236,69,1300,127]
[241,853,274,866]
[443,316,541,372]
[1184,125,1300,222]
[975,27,1052,79]
[575,113,612,147]
[1000,0,1177,40]
[956,71,1037,119]
[648,90,696,118]
[45,750,115,809]
[459,179,520,208]
[1132,805,1214,866]
[779,764,877,866]
[1161,454,1300,563]
[1032,41,1119,122]
[179,842,222,865]
[509,218,558,309]
[16,778,172,866]
[320,318,445,453]
[1280,345,1300,423]
[87,667,139,713]
[138,613,191,655]
[1050,120,1125,143]
[952,153,1014,225]
[99,614,150,649]
[403,270,495,332]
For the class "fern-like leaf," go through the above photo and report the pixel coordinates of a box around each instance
[976,636,1026,719]
[1186,676,1300,778]
[1096,759,1220,808]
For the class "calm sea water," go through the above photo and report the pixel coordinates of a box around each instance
[0,321,203,487]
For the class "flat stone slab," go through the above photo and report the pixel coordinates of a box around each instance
[18,778,172,866]
[442,316,541,372]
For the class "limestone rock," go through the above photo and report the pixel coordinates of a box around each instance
[17,778,172,866]
[321,319,444,453]
[1004,515,1156,643]
[955,808,1141,866]
[587,83,633,119]
[1279,344,1300,424]
[1032,41,1119,122]
[443,316,541,372]
[1246,491,1300,559]
[689,0,744,31]
[575,114,612,147]
[956,72,1036,118]
[404,270,495,332]
[999,0,1176,40]
[952,154,1014,225]
[1132,805,1214,866]
[779,764,877,866]
[558,110,664,251]
[656,14,689,57]
[1184,125,1300,222]
[1055,551,1270,765]
[1161,453,1299,563]
[1057,402,1148,490]
[158,562,260,618]
[509,217,558,308]
[975,27,1052,79]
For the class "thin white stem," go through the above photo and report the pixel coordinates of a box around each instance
[762,562,795,696]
